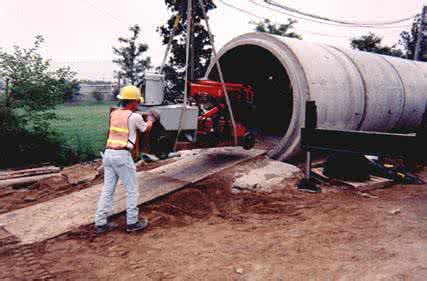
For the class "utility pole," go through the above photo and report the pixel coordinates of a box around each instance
[415,6,427,61]
[5,78,10,107]
[189,4,195,82]
[117,73,121,90]
[183,0,192,106]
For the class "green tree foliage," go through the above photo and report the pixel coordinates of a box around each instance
[158,0,216,101]
[399,15,420,59]
[350,32,403,57]
[252,18,302,39]
[113,24,152,87]
[0,35,77,168]
[63,81,80,102]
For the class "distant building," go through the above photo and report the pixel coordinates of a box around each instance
[73,81,114,102]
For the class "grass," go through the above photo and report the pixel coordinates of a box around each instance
[51,102,115,160]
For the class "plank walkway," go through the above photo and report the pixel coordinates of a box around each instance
[0,147,264,245]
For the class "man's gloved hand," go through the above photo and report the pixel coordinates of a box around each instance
[140,110,159,123]
[148,110,160,122]
[142,110,159,133]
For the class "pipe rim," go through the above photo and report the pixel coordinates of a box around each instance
[206,32,310,160]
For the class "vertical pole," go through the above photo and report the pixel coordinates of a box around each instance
[5,78,10,107]
[304,101,317,181]
[183,0,192,106]
[173,0,193,151]
[305,151,311,180]
[415,6,426,61]
[189,11,195,83]
[420,100,427,163]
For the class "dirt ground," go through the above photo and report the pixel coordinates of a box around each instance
[0,160,426,281]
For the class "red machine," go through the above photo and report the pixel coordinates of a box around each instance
[190,80,255,149]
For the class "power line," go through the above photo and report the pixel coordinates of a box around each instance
[217,0,404,39]
[217,0,348,38]
[264,0,417,27]
[249,0,413,30]
[78,0,126,24]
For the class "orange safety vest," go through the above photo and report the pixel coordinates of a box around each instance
[106,109,133,150]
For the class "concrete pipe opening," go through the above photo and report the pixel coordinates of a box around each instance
[208,44,293,143]
[206,33,427,161]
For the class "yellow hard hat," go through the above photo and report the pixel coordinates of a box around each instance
[117,85,144,103]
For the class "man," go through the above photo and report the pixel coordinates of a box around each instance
[94,85,154,234]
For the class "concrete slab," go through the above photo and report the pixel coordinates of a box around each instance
[232,160,303,193]
[0,147,265,245]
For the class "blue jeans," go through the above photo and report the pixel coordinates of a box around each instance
[94,149,139,226]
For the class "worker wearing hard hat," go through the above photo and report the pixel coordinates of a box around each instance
[94,85,154,234]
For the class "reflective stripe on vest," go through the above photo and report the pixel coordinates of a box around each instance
[106,109,132,149]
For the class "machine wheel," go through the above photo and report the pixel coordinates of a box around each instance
[242,132,255,150]
[154,135,173,160]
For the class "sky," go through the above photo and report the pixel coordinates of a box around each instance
[0,0,425,80]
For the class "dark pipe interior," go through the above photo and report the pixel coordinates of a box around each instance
[208,45,293,138]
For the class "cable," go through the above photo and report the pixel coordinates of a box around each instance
[248,0,413,30]
[79,0,125,24]
[198,0,238,146]
[264,0,417,27]
[173,0,192,151]
[217,0,397,39]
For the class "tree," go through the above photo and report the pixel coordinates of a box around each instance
[399,15,421,60]
[0,35,78,167]
[350,32,403,57]
[63,80,80,102]
[252,18,302,39]
[158,0,216,101]
[0,35,77,134]
[113,25,152,87]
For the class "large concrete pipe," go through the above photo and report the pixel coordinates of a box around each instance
[206,32,427,161]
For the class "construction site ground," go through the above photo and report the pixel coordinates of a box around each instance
[0,157,426,280]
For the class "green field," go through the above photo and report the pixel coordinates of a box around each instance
[51,102,115,160]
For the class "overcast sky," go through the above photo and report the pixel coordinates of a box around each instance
[0,0,425,80]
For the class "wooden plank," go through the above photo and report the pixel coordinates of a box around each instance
[0,169,60,181]
[342,176,394,192]
[0,166,59,178]
[312,168,393,192]
[0,147,264,245]
[0,173,63,189]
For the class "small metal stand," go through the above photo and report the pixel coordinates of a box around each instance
[298,100,427,191]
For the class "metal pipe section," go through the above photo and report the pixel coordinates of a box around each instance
[206,33,427,161]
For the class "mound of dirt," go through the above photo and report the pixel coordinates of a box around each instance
[62,163,99,185]
[143,188,212,221]
[148,188,213,219]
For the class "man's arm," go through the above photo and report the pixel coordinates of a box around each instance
[145,118,154,133]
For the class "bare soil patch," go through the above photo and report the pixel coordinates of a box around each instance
[0,161,426,280]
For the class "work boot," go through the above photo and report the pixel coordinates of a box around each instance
[95,222,118,234]
[126,218,149,233]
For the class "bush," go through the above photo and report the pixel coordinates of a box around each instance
[91,90,103,102]
[0,36,78,168]
[0,119,64,168]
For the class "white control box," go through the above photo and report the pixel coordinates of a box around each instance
[144,73,165,105]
